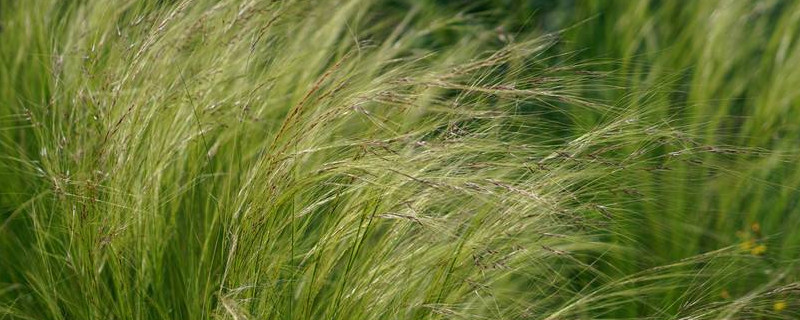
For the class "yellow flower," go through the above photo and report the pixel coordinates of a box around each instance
[751,244,767,255]
[774,300,786,312]
[740,239,754,251]
[720,289,730,299]
[751,222,761,233]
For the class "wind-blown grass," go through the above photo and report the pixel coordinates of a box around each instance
[1,0,798,319]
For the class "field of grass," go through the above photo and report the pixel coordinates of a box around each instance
[1,0,799,319]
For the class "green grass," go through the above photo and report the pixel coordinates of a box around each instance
[1,0,799,319]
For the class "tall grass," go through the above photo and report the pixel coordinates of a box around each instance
[1,0,798,319]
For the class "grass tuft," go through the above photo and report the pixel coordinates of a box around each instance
[1,0,799,319]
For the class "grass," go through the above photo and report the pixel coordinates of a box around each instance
[1,0,799,319]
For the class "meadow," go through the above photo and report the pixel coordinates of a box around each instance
[1,0,799,319]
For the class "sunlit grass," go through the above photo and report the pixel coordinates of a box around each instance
[1,0,798,319]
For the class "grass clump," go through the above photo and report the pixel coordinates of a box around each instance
[1,0,799,319]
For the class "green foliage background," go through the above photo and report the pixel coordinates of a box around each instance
[1,0,799,318]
